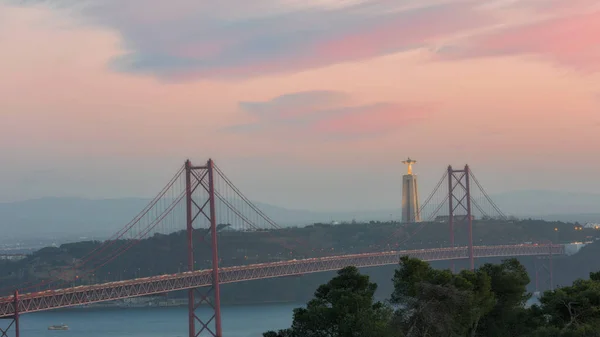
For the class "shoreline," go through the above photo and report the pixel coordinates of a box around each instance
[54,298,298,312]
[51,295,394,313]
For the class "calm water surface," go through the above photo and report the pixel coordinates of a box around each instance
[7,298,544,336]
[14,303,298,337]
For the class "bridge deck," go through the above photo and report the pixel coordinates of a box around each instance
[0,244,564,317]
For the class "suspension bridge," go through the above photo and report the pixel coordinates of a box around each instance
[0,159,564,337]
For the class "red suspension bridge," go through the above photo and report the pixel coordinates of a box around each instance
[0,159,564,337]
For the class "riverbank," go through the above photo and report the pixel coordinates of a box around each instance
[57,297,297,311]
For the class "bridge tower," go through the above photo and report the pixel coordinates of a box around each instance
[185,159,222,337]
[0,291,19,337]
[447,165,474,271]
[401,158,421,223]
[534,242,554,293]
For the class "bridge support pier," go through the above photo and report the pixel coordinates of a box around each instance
[186,159,222,337]
[534,253,554,293]
[0,291,19,337]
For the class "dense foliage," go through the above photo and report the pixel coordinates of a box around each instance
[267,258,600,337]
[263,266,397,337]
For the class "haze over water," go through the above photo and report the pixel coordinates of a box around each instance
[17,304,296,337]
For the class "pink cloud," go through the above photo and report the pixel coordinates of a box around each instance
[3,2,600,207]
[314,3,493,62]
[30,0,496,81]
[540,0,598,15]
[164,3,492,81]
[312,104,430,136]
[439,9,600,72]
[230,91,433,140]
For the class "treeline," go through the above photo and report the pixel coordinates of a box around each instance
[266,258,600,337]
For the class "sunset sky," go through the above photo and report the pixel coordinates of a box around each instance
[1,0,599,211]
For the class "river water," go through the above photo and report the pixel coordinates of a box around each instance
[10,303,298,337]
[6,298,544,336]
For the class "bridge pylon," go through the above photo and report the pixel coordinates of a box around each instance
[447,165,474,271]
[0,291,19,337]
[534,249,554,292]
[185,159,222,337]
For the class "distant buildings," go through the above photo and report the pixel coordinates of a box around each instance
[434,215,475,223]
[0,254,26,261]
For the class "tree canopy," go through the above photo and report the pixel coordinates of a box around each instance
[530,271,600,337]
[390,256,495,337]
[267,257,600,337]
[263,266,395,337]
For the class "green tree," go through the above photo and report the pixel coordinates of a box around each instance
[531,325,600,337]
[476,258,532,337]
[531,272,600,335]
[263,330,293,337]
[390,256,494,337]
[263,266,395,337]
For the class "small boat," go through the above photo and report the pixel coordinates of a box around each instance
[48,324,69,331]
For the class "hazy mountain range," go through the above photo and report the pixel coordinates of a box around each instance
[0,190,599,242]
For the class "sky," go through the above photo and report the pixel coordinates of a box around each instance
[1,0,599,211]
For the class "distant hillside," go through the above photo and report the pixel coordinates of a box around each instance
[1,190,599,241]
[491,190,600,223]
[0,197,149,241]
[0,197,397,241]
[1,219,598,303]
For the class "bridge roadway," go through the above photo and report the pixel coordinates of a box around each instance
[0,244,564,317]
